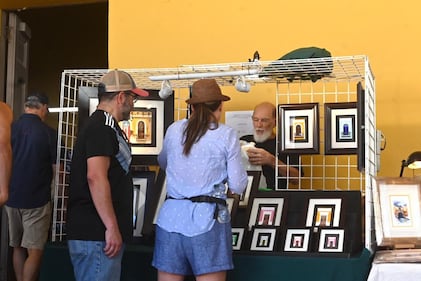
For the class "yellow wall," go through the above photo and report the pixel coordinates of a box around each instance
[108,0,421,178]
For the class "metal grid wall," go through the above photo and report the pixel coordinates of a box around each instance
[51,56,377,251]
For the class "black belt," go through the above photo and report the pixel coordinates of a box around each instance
[167,195,226,206]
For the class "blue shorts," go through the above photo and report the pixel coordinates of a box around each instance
[152,221,233,276]
[68,240,125,281]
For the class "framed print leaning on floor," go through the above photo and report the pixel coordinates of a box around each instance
[278,103,320,154]
[373,177,421,246]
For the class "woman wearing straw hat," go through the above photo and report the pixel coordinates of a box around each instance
[152,79,248,281]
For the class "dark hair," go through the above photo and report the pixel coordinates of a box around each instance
[182,101,221,156]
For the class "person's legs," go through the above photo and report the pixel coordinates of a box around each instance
[196,271,226,281]
[68,240,124,281]
[157,270,185,281]
[22,248,43,281]
[19,203,51,281]
[12,247,26,281]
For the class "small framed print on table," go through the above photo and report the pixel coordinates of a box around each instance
[318,229,345,252]
[250,227,278,252]
[373,177,421,247]
[228,170,261,208]
[232,227,245,250]
[324,102,358,155]
[284,228,310,252]
[132,171,155,240]
[306,198,342,227]
[248,197,284,230]
[278,103,319,154]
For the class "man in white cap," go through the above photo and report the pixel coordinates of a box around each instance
[66,70,149,281]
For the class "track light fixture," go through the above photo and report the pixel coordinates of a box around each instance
[159,80,173,99]
[235,76,251,93]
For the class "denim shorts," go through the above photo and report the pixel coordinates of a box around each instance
[152,221,233,276]
[68,240,125,281]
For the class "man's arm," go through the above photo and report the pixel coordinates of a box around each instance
[0,102,13,206]
[247,147,300,185]
[87,155,122,258]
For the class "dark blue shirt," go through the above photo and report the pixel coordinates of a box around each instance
[7,113,57,208]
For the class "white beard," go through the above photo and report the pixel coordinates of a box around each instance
[253,129,272,143]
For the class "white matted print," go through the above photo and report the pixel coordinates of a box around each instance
[318,229,344,252]
[248,198,284,230]
[284,229,310,252]
[250,228,277,251]
[232,228,245,250]
[306,198,342,227]
[377,179,421,238]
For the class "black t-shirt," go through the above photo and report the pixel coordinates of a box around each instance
[67,110,133,242]
[240,135,300,189]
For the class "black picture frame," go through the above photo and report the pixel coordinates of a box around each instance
[278,103,320,154]
[131,170,156,243]
[228,170,261,208]
[247,193,286,230]
[249,226,278,252]
[142,168,166,237]
[232,227,245,251]
[77,87,174,166]
[318,229,345,253]
[357,82,365,172]
[284,228,311,252]
[324,102,358,155]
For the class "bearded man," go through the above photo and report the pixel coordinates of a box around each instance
[240,102,301,189]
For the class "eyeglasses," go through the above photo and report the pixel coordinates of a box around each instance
[251,117,272,124]
[124,91,139,102]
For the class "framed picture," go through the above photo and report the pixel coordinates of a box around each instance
[284,228,310,252]
[248,197,284,229]
[357,82,365,172]
[324,102,358,155]
[228,170,261,208]
[373,177,421,246]
[250,227,277,251]
[318,229,345,252]
[226,197,240,221]
[77,86,99,131]
[306,198,342,227]
[132,171,155,238]
[232,227,245,250]
[77,87,174,165]
[141,169,166,237]
[278,103,320,154]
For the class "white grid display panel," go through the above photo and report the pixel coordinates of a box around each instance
[51,72,101,241]
[275,80,364,191]
[51,56,377,251]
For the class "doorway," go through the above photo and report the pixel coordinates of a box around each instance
[0,3,108,280]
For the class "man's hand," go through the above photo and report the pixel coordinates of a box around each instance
[247,147,275,167]
[104,226,123,258]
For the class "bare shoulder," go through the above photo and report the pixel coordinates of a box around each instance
[0,102,12,138]
[0,102,12,123]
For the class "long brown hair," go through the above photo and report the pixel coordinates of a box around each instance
[182,101,221,156]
